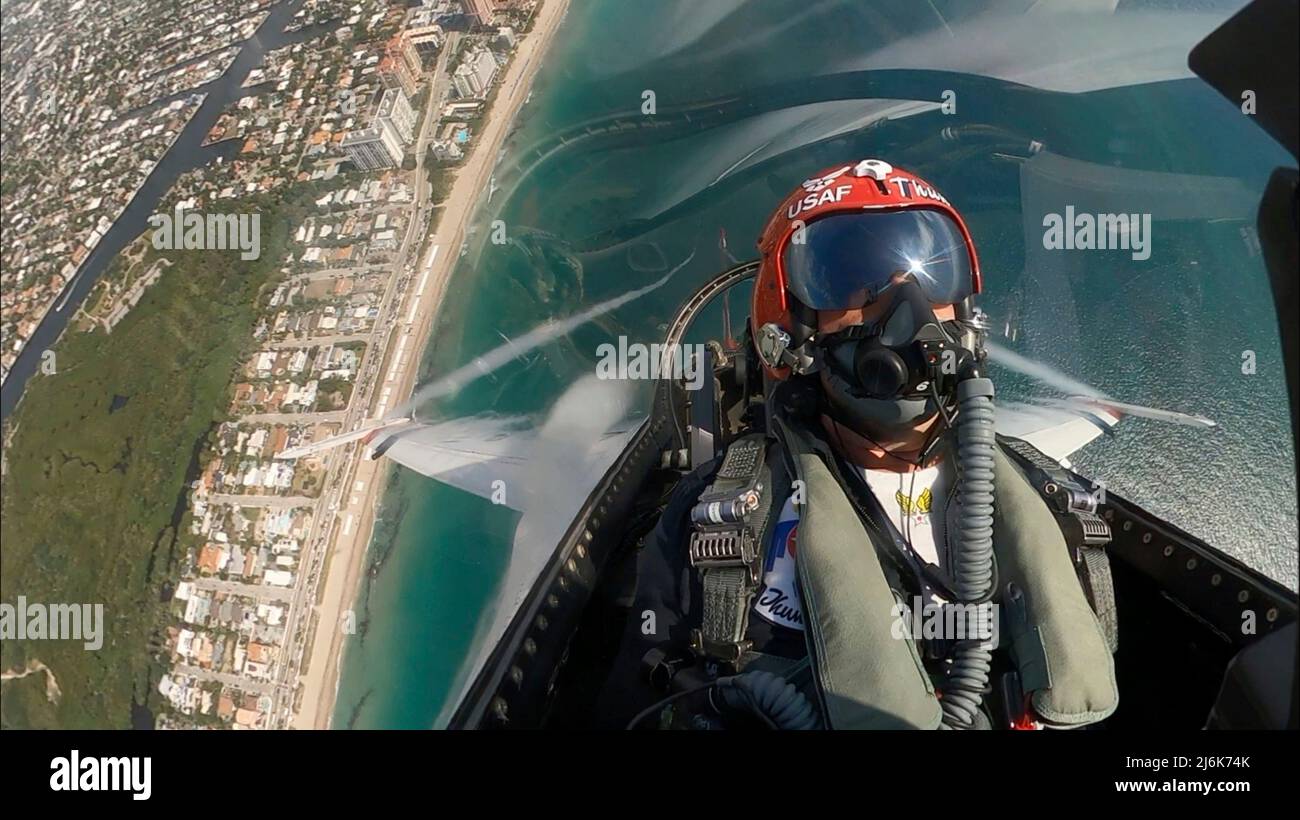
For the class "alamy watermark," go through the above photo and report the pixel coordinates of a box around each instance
[596,337,706,391]
[1,596,104,650]
[50,750,151,801]
[148,205,261,260]
[890,596,998,646]
[1042,206,1151,261]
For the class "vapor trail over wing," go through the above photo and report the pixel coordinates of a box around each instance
[988,345,1217,464]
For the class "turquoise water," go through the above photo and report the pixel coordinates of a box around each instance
[333,0,1297,729]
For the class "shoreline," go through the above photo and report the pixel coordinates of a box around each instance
[292,0,572,729]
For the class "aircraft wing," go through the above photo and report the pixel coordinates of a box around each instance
[368,412,642,514]
[996,394,1216,467]
[366,415,536,512]
[996,400,1120,467]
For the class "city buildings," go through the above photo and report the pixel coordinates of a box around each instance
[452,48,498,98]
[342,125,404,171]
[463,0,497,27]
[0,0,275,382]
[343,86,415,170]
[377,87,417,144]
[378,32,423,96]
[4,0,545,732]
[431,140,464,162]
[406,24,445,68]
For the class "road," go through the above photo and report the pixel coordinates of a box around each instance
[205,493,317,508]
[190,577,296,602]
[283,262,391,284]
[265,36,460,728]
[237,410,347,424]
[174,664,277,696]
[264,333,372,350]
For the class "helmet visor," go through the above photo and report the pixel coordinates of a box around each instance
[782,209,974,309]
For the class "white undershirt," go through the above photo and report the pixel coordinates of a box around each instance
[860,462,952,574]
[752,461,954,632]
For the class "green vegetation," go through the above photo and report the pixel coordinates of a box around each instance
[424,153,458,203]
[0,184,330,728]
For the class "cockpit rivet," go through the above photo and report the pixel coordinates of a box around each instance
[1122,521,1132,532]
[491,698,509,721]
[588,521,599,534]
[1104,509,1114,521]
[535,615,549,631]
[1210,573,1222,587]
[558,576,569,590]
[1162,545,1174,557]
[546,594,559,609]
[576,544,587,559]
[510,666,524,685]
[523,638,537,655]
[565,558,577,574]
[1141,533,1152,544]
[1237,590,1250,603]
[1266,608,1278,622]
[1185,558,1197,571]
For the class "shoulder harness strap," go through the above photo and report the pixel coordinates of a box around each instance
[688,434,776,666]
[998,436,1119,653]
[773,414,928,604]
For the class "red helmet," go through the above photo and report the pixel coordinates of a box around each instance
[751,159,982,379]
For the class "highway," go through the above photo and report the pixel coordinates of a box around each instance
[265,35,460,728]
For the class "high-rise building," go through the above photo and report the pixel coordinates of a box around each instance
[405,24,444,68]
[341,125,405,171]
[463,0,496,27]
[452,49,499,99]
[494,26,517,50]
[376,88,416,145]
[388,33,423,84]
[378,33,422,99]
[343,84,420,171]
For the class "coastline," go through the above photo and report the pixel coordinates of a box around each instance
[292,0,572,729]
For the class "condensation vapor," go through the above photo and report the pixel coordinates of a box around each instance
[393,250,696,419]
[985,339,1108,399]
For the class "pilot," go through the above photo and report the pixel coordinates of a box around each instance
[599,159,1120,730]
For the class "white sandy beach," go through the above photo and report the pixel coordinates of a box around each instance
[293,0,572,729]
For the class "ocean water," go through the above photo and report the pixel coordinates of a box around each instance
[332,0,1297,729]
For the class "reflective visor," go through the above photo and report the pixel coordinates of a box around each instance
[782,209,974,309]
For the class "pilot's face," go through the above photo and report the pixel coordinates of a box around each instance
[816,290,957,334]
[814,279,955,453]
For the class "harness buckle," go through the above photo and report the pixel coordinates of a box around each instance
[689,528,756,566]
[1042,473,1112,548]
[689,630,752,665]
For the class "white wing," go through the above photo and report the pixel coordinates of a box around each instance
[996,400,1120,467]
[366,415,536,511]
